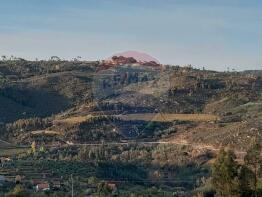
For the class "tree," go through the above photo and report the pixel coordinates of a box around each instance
[212,149,240,197]
[238,165,254,197]
[31,141,36,154]
[50,56,60,61]
[39,145,45,153]
[97,182,112,196]
[1,55,7,61]
[244,142,262,197]
[5,185,29,197]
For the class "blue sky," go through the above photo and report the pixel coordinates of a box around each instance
[0,0,261,70]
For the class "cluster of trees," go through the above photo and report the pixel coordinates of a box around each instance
[0,55,84,62]
[7,118,51,133]
[91,102,153,113]
[78,145,109,162]
[141,121,173,137]
[78,145,153,165]
[4,117,52,143]
[4,184,68,197]
[71,116,122,142]
[197,142,262,197]
[0,55,26,62]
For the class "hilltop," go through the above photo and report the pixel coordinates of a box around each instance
[109,51,160,64]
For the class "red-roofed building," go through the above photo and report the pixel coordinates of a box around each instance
[35,182,50,192]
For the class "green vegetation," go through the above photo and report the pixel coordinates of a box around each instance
[0,59,261,196]
[195,142,262,197]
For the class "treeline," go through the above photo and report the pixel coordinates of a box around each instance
[1,117,52,142]
[71,116,122,142]
[91,102,154,114]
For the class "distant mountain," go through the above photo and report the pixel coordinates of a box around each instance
[110,51,160,63]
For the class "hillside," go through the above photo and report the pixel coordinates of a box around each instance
[0,58,261,196]
[0,59,261,150]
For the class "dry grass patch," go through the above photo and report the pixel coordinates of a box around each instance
[54,115,93,124]
[0,147,29,157]
[31,130,61,136]
[119,113,219,122]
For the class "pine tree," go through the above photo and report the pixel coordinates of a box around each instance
[238,165,254,197]
[244,142,262,197]
[212,149,240,197]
